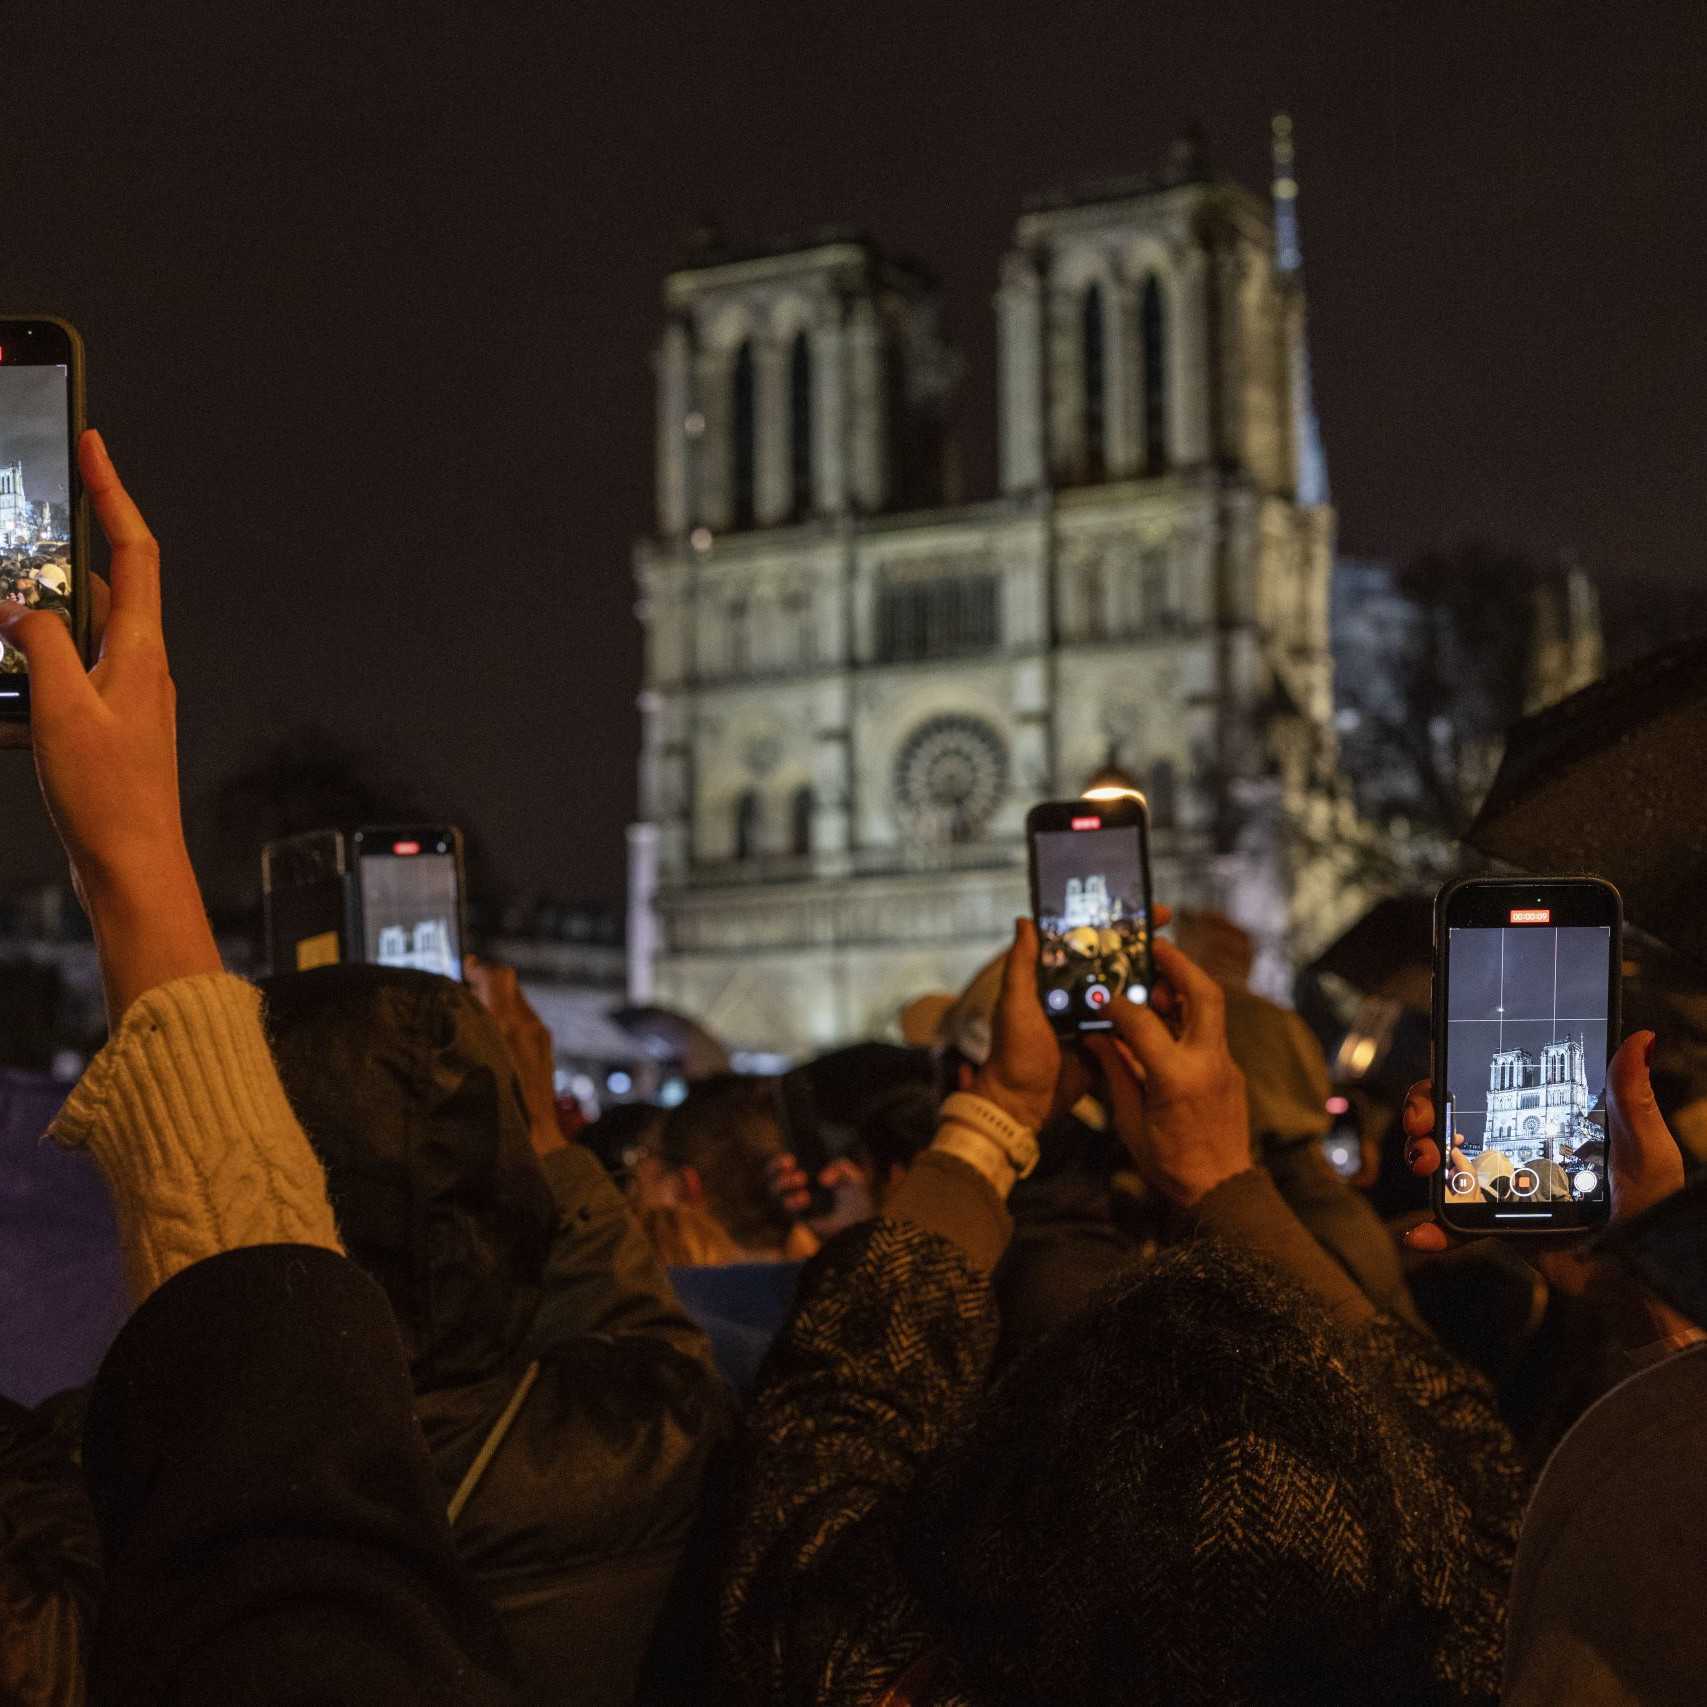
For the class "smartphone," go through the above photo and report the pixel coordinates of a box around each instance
[262,829,354,974]
[1432,876,1621,1235]
[351,827,466,982]
[772,1068,836,1222]
[0,318,89,718]
[1026,796,1154,1037]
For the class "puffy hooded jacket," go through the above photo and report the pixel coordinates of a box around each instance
[262,965,733,1707]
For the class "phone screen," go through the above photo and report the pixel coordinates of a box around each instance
[1441,922,1612,1220]
[356,835,464,981]
[1032,818,1151,1032]
[0,354,75,685]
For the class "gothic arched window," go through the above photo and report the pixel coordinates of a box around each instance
[791,784,813,856]
[731,340,757,531]
[1081,283,1106,481]
[734,789,762,860]
[1140,276,1168,474]
[790,331,813,520]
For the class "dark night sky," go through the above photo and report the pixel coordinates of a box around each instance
[0,1,1701,906]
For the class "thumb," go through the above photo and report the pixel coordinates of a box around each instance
[1606,1031,1685,1219]
[991,916,1038,1040]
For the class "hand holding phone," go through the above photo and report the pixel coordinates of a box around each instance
[0,431,221,1021]
[1431,877,1623,1235]
[1404,1030,1686,1251]
[1081,936,1252,1208]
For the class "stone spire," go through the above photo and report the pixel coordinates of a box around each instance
[1272,114,1329,506]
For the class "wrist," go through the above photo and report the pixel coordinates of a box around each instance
[1160,1163,1246,1210]
[969,1069,1048,1134]
[81,852,222,1023]
[76,836,201,913]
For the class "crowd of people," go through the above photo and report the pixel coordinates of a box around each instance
[1,431,1704,1705]
[0,549,72,671]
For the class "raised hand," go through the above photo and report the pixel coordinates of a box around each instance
[1083,935,1251,1207]
[1400,1031,1685,1252]
[466,955,565,1158]
[971,917,1064,1133]
[0,432,220,1021]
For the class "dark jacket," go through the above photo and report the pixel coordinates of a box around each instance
[0,1391,99,1707]
[262,967,735,1707]
[83,1244,517,1706]
[721,1213,1526,1706]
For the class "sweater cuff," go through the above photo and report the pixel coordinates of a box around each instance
[887,1150,1013,1274]
[53,973,342,1303]
[1176,1166,1374,1326]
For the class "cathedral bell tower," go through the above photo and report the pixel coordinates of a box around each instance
[652,233,957,541]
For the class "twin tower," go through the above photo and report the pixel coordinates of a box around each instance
[629,126,1353,1054]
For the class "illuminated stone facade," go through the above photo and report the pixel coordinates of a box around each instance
[630,140,1361,1054]
[1484,1037,1595,1165]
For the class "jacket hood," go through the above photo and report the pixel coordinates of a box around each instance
[261,965,556,1391]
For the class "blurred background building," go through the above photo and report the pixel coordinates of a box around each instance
[630,126,1358,1053]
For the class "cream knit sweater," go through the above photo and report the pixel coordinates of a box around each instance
[53,972,343,1303]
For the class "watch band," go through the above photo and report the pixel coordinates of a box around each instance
[938,1091,1041,1181]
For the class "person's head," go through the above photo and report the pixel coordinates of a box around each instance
[261,964,556,1392]
[853,1079,938,1205]
[901,1242,1454,1707]
[579,1099,664,1183]
[656,1073,794,1260]
[636,1201,745,1267]
[1174,909,1256,988]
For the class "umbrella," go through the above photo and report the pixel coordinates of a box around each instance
[609,1005,731,1080]
[1305,895,1435,1008]
[1466,633,1707,967]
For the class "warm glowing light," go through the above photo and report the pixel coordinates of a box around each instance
[1325,1094,1350,1115]
[1347,1037,1377,1073]
[1082,785,1143,803]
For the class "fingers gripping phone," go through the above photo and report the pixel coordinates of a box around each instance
[1026,797,1155,1038]
[0,318,89,719]
[1432,876,1621,1235]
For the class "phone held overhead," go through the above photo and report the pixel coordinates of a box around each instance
[263,826,468,981]
[1431,875,1621,1236]
[1026,795,1155,1039]
[0,318,89,721]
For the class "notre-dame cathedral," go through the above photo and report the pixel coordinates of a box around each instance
[627,126,1362,1055]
